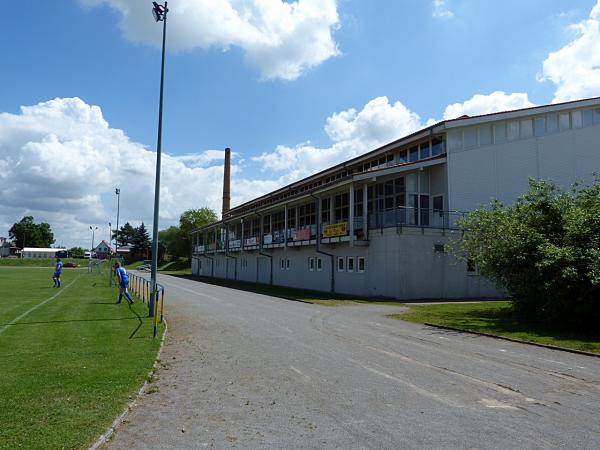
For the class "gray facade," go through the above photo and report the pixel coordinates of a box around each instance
[192,97,600,300]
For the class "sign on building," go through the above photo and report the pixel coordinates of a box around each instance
[323,223,348,238]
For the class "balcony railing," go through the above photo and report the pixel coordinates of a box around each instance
[368,206,465,230]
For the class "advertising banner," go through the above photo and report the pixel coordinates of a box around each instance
[293,228,311,241]
[263,234,273,245]
[244,236,258,246]
[323,222,348,238]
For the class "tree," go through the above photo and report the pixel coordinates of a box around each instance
[69,247,85,258]
[456,178,600,332]
[132,222,151,254]
[113,222,136,247]
[158,226,186,260]
[178,207,218,257]
[9,216,55,248]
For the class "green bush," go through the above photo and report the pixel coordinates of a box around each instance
[457,178,600,332]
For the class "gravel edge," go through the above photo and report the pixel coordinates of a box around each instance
[88,319,169,450]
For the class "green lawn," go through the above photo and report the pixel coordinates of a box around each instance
[392,301,600,354]
[0,267,165,449]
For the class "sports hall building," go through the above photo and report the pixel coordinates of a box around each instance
[191,97,600,299]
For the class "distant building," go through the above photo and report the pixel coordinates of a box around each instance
[94,240,114,259]
[191,97,600,300]
[0,237,12,257]
[22,248,66,259]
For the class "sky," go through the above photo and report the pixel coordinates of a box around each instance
[1,0,600,249]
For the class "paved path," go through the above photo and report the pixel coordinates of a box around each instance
[105,274,600,449]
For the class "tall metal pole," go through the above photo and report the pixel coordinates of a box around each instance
[115,188,120,254]
[150,1,168,318]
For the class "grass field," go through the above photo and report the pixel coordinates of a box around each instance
[393,302,600,354]
[0,267,165,449]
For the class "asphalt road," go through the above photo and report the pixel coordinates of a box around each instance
[105,274,600,450]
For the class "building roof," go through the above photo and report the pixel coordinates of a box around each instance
[94,240,113,251]
[196,96,600,232]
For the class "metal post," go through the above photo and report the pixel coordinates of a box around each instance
[115,188,120,254]
[150,1,168,318]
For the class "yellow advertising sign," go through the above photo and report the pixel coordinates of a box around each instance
[323,222,347,238]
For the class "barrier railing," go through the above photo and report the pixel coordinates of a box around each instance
[128,272,165,338]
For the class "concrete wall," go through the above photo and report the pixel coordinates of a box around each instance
[193,228,500,300]
[448,111,600,212]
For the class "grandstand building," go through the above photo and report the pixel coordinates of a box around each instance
[191,97,600,299]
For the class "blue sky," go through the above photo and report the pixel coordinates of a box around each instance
[1,0,599,248]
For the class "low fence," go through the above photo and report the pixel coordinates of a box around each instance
[128,272,165,338]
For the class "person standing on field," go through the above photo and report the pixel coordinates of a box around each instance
[52,258,63,287]
[114,261,134,305]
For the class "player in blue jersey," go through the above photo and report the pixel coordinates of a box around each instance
[114,261,134,304]
[53,258,63,287]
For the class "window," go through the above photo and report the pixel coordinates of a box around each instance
[347,257,355,272]
[419,141,431,159]
[467,259,478,275]
[571,110,582,129]
[594,108,600,124]
[280,258,285,270]
[316,257,323,271]
[534,117,546,136]
[308,257,315,271]
[583,109,593,127]
[463,128,477,149]
[559,112,570,131]
[478,126,492,146]
[337,256,345,272]
[409,146,419,162]
[431,137,444,156]
[321,198,330,224]
[507,121,519,141]
[546,114,558,133]
[357,257,365,272]
[399,149,408,163]
[494,123,507,143]
[286,259,291,270]
[520,119,533,138]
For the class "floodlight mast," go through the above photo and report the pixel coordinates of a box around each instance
[150,1,168,318]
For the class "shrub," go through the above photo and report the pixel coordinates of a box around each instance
[456,178,600,331]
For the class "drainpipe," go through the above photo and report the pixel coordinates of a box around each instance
[310,193,335,293]
[257,213,273,285]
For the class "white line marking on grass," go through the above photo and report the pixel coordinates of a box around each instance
[0,276,79,336]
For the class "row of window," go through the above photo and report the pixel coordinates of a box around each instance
[448,107,600,152]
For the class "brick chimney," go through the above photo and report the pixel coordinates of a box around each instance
[222,147,231,219]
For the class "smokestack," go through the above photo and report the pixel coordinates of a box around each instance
[222,147,231,218]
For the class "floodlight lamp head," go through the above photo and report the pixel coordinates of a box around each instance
[152,1,166,22]
[115,188,120,195]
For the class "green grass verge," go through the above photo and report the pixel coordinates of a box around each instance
[0,267,165,449]
[392,301,600,354]
[0,258,83,267]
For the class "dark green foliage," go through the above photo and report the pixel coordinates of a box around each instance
[9,216,55,248]
[113,222,136,247]
[158,207,218,259]
[68,246,86,258]
[457,178,600,331]
[131,222,151,253]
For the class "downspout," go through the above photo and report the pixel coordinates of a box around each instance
[310,193,335,293]
[257,213,273,285]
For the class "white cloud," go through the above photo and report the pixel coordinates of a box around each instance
[253,96,425,178]
[80,0,340,81]
[539,0,600,102]
[432,0,454,19]
[442,91,536,120]
[0,98,262,248]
